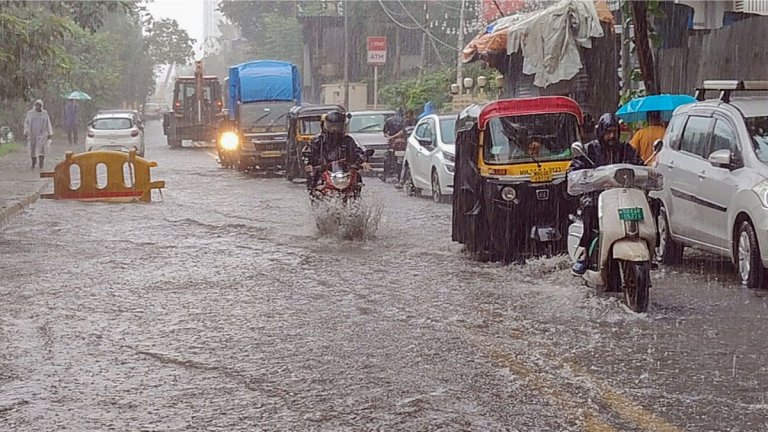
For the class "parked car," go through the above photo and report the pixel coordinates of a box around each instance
[402,114,457,203]
[347,110,395,173]
[86,113,145,157]
[653,80,768,288]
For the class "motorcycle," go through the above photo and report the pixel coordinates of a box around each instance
[310,149,375,204]
[566,142,663,313]
[380,127,413,182]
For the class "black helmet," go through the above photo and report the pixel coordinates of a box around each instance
[596,113,620,145]
[323,110,346,135]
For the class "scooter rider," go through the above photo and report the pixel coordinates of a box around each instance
[570,113,644,275]
[302,109,372,189]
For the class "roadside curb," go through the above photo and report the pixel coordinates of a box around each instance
[0,182,45,229]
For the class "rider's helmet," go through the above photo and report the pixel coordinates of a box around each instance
[596,113,620,146]
[322,110,347,136]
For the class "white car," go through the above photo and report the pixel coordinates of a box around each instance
[86,113,145,157]
[403,114,456,203]
[653,80,768,288]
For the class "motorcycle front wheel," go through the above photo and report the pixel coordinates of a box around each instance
[620,260,650,313]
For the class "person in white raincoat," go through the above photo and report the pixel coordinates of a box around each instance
[23,99,54,169]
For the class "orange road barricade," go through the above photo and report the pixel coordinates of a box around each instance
[40,149,165,203]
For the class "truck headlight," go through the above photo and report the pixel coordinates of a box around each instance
[220,131,239,150]
[753,180,768,208]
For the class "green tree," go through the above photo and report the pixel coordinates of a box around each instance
[144,18,197,93]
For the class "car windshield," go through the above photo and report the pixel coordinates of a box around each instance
[747,116,768,163]
[349,114,388,133]
[240,102,293,132]
[92,118,132,130]
[484,113,578,164]
[439,118,456,144]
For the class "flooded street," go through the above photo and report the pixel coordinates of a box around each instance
[2,121,768,431]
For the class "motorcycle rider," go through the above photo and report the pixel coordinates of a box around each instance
[303,110,372,190]
[570,113,644,275]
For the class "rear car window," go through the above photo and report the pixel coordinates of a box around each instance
[92,118,133,130]
[680,116,713,158]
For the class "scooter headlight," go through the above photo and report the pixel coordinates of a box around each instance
[330,172,351,190]
[220,131,239,150]
[500,186,517,202]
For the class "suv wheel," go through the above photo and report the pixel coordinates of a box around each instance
[736,220,767,289]
[656,206,683,264]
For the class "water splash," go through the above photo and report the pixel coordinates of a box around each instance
[311,198,382,241]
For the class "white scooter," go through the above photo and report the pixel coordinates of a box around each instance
[566,142,663,313]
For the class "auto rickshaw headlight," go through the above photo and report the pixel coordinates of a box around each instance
[500,186,517,202]
[220,131,239,150]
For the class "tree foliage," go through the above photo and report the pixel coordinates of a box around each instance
[145,18,196,66]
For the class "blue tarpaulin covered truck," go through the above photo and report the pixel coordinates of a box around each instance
[223,60,301,172]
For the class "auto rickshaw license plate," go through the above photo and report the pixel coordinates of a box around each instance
[261,150,282,158]
[530,169,553,183]
[618,207,644,221]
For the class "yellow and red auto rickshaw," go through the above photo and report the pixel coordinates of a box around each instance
[452,96,583,263]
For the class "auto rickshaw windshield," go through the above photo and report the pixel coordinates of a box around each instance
[484,113,578,164]
[300,116,323,135]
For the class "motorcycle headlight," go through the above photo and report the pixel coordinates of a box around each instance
[500,186,517,202]
[330,172,351,190]
[220,131,239,150]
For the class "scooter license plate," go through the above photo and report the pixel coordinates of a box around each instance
[394,151,406,157]
[618,207,644,221]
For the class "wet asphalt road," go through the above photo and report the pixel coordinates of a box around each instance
[1,121,768,431]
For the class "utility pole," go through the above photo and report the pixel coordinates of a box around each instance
[420,1,428,72]
[343,0,350,110]
[456,0,466,87]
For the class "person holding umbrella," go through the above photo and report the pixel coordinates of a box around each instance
[629,110,665,164]
[63,97,79,146]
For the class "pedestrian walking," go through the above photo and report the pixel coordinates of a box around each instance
[63,97,79,145]
[23,99,53,170]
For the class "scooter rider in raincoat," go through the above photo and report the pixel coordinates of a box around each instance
[302,109,372,189]
[570,113,644,275]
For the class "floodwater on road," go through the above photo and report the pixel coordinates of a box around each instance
[1,121,767,431]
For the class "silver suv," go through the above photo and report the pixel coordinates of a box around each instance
[653,80,768,288]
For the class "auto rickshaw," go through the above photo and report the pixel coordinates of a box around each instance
[452,96,583,263]
[285,104,345,181]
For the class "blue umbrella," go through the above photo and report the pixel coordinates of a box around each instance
[616,94,695,123]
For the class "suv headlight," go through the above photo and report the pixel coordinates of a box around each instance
[443,151,455,163]
[753,180,768,208]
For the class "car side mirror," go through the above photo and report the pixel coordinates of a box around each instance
[364,149,375,157]
[708,149,732,168]
[418,138,432,148]
[571,141,586,157]
[653,139,664,153]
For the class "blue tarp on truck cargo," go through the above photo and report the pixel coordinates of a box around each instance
[227,60,301,116]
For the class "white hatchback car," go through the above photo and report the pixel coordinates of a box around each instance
[653,80,768,288]
[86,113,145,157]
[402,114,456,203]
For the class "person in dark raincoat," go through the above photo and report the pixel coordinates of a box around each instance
[302,110,371,190]
[23,99,54,170]
[63,98,79,146]
[570,113,644,275]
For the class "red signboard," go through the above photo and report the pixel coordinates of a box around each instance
[367,36,387,65]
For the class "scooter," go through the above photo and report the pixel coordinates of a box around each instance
[566,141,664,313]
[380,126,413,183]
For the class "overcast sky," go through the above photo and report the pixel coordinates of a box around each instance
[146,0,206,58]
